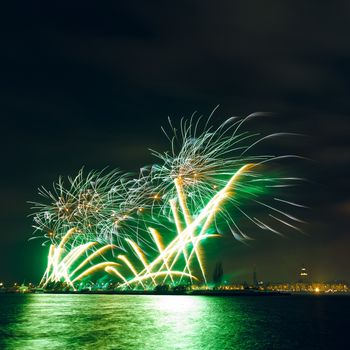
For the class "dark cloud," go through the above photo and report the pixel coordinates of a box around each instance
[0,1,349,283]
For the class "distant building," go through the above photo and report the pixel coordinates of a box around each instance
[253,266,258,287]
[299,266,309,283]
[212,261,223,288]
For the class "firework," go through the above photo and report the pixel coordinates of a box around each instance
[31,109,305,289]
[29,168,153,250]
[96,165,164,251]
[149,110,305,241]
[40,228,118,290]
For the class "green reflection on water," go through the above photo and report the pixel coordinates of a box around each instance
[2,294,249,350]
[1,294,345,350]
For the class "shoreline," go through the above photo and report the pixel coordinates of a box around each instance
[1,290,293,296]
[2,290,350,296]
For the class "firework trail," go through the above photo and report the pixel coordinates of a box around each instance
[40,228,118,290]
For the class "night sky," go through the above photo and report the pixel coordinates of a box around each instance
[1,2,349,284]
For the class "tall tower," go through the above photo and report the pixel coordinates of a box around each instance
[253,266,258,287]
[299,266,308,283]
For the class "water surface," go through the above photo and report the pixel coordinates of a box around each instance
[0,294,348,349]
